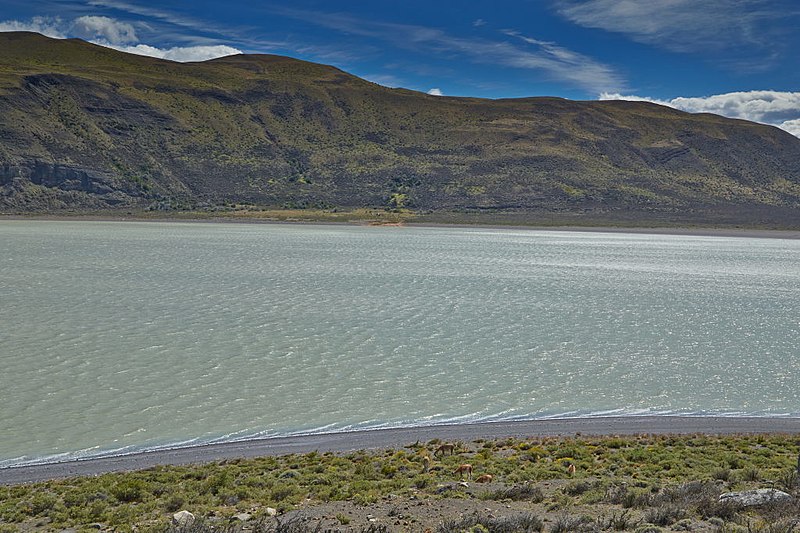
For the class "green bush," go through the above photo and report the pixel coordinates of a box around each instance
[110,479,146,502]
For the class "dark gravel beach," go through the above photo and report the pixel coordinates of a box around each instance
[3,416,800,485]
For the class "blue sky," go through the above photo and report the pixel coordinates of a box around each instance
[1,0,799,136]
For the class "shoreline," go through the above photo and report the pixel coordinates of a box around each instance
[3,416,800,485]
[2,214,800,240]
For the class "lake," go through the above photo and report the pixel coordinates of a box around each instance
[1,220,799,467]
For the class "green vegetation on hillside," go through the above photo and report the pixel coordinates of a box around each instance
[1,32,800,227]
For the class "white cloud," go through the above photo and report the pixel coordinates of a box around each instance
[473,19,486,27]
[780,119,800,137]
[501,29,622,91]
[87,0,216,35]
[600,90,800,137]
[102,43,242,62]
[557,0,785,54]
[599,92,668,105]
[71,15,137,44]
[280,9,624,92]
[0,15,241,63]
[427,88,443,96]
[0,16,65,38]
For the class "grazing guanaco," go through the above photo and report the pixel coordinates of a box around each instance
[453,463,473,480]
[567,463,576,476]
[434,443,455,456]
[474,474,493,483]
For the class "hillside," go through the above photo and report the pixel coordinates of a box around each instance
[2,32,800,226]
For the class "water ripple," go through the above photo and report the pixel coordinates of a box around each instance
[1,221,799,467]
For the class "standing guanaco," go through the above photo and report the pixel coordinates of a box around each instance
[421,454,432,473]
[434,443,455,456]
[453,463,473,479]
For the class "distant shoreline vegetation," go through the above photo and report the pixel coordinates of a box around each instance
[3,207,800,236]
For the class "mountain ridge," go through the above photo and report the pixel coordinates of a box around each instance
[2,32,800,226]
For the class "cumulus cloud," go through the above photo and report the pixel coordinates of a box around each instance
[0,15,241,63]
[102,43,242,62]
[0,16,65,38]
[600,90,800,137]
[71,15,137,44]
[780,119,800,137]
[427,88,443,96]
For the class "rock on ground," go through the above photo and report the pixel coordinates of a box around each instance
[172,510,195,526]
[718,488,792,507]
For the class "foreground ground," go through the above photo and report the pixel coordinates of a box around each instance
[1,433,799,532]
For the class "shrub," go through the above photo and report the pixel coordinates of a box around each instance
[413,474,431,489]
[713,468,731,481]
[489,513,544,533]
[167,516,324,533]
[164,495,185,512]
[270,484,298,503]
[741,467,761,482]
[697,498,739,521]
[438,512,544,533]
[643,504,686,526]
[652,480,720,508]
[563,481,592,496]
[759,497,800,523]
[25,492,58,515]
[598,509,640,531]
[480,484,544,502]
[548,513,594,533]
[778,469,799,492]
[110,480,146,503]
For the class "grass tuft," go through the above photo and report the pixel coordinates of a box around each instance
[438,512,544,533]
[480,484,545,502]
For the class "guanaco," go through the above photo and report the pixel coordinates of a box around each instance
[453,463,473,479]
[434,443,455,456]
[567,463,576,476]
[421,455,432,473]
[474,474,493,483]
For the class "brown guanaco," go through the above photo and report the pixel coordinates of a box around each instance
[434,443,455,456]
[474,474,493,483]
[453,463,473,479]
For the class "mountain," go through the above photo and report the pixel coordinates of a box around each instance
[2,31,800,226]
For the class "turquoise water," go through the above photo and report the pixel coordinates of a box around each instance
[1,221,799,467]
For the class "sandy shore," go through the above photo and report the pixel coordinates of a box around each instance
[3,416,800,485]
[3,215,800,239]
